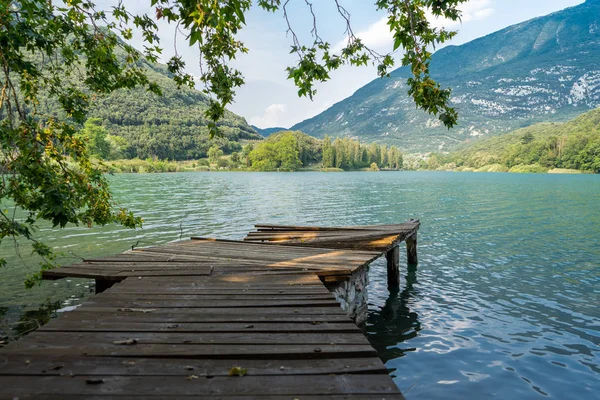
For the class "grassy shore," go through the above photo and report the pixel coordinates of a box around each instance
[97,158,593,174]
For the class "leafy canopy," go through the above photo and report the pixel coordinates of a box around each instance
[1,0,465,284]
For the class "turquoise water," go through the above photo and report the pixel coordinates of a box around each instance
[1,171,599,399]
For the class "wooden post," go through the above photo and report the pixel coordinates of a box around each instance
[386,245,400,288]
[95,279,116,294]
[406,233,418,265]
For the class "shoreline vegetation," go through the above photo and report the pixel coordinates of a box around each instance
[84,107,600,176]
[99,158,590,174]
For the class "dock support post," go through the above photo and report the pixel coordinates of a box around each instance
[406,233,418,265]
[95,279,115,294]
[386,246,400,288]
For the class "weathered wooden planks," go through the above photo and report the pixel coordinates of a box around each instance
[0,375,404,397]
[0,355,390,376]
[42,238,382,282]
[0,222,420,398]
[243,221,420,254]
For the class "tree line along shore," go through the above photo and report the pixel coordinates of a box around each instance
[82,107,600,174]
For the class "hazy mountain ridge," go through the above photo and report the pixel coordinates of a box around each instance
[291,0,600,152]
[251,126,288,137]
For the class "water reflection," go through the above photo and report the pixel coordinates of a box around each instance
[0,300,61,344]
[365,265,421,362]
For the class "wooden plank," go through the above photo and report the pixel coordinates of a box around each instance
[0,375,401,396]
[72,306,347,315]
[182,239,349,253]
[16,331,372,346]
[10,395,404,400]
[254,222,419,231]
[116,277,325,286]
[49,311,353,323]
[190,237,383,256]
[7,395,404,400]
[242,226,420,254]
[108,288,332,295]
[94,291,335,301]
[82,253,217,263]
[142,242,377,261]
[42,270,124,281]
[39,321,357,334]
[83,299,343,308]
[247,229,414,237]
[135,247,372,268]
[4,344,379,360]
[72,264,300,272]
[0,355,390,376]
[64,262,215,269]
[45,267,214,280]
[244,232,373,240]
[114,275,325,288]
[254,224,388,231]
[110,284,327,292]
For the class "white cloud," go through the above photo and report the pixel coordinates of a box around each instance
[335,1,495,51]
[335,17,392,52]
[429,0,495,29]
[473,8,495,20]
[249,103,288,128]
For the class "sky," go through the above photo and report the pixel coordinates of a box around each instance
[96,0,585,128]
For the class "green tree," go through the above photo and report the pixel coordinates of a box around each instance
[207,145,224,165]
[247,132,303,171]
[333,139,345,169]
[230,152,240,164]
[388,146,403,169]
[381,144,388,168]
[322,136,334,168]
[105,135,130,160]
[241,143,254,167]
[216,158,229,168]
[1,1,146,284]
[249,142,278,171]
[1,0,467,284]
[368,143,380,165]
[274,133,302,171]
[577,141,600,172]
[80,118,111,159]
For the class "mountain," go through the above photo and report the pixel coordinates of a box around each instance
[37,45,262,160]
[291,0,600,153]
[251,126,288,137]
[434,106,600,173]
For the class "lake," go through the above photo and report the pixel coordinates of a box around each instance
[1,171,599,399]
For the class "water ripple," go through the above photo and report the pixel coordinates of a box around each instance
[1,171,599,399]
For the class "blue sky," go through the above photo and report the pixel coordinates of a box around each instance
[97,0,585,128]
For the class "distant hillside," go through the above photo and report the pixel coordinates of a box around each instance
[251,126,288,137]
[431,107,600,173]
[37,43,262,160]
[292,0,600,153]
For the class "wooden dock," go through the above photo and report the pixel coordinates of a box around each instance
[0,221,419,398]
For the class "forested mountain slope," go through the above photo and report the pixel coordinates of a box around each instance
[435,106,600,173]
[35,44,262,160]
[292,0,600,153]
